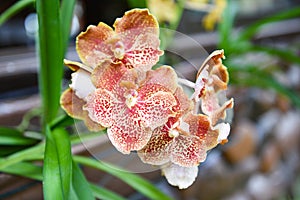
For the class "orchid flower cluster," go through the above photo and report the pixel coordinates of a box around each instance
[60,9,234,189]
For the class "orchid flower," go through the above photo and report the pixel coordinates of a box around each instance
[84,65,179,154]
[60,8,234,190]
[61,8,164,132]
[76,9,163,71]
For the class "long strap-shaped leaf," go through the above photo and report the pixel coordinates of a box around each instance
[237,7,300,41]
[0,0,35,26]
[1,161,125,200]
[70,161,95,200]
[74,156,172,200]
[228,65,300,108]
[43,127,72,200]
[36,0,63,124]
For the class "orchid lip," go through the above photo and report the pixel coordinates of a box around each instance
[169,129,179,138]
[125,90,138,109]
[113,41,125,59]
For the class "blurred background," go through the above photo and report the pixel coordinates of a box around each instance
[0,0,300,199]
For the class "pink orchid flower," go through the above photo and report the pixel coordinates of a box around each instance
[192,50,234,125]
[61,8,164,132]
[60,8,235,190]
[84,64,179,154]
[77,9,163,71]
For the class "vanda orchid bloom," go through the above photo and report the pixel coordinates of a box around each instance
[139,50,233,189]
[76,9,163,72]
[84,64,179,154]
[60,8,234,190]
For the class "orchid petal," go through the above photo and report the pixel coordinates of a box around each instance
[77,22,114,68]
[63,59,93,73]
[114,9,159,43]
[107,116,152,154]
[171,135,207,167]
[60,89,104,131]
[162,163,198,189]
[213,122,231,144]
[123,32,163,70]
[138,89,177,129]
[183,113,219,151]
[174,86,193,114]
[91,61,129,90]
[138,129,173,165]
[61,88,84,119]
[84,88,121,127]
[70,69,96,100]
[114,9,163,70]
[144,66,178,93]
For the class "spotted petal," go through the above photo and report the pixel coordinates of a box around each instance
[77,22,115,68]
[84,88,121,127]
[107,116,152,154]
[114,9,163,70]
[114,9,159,46]
[138,85,177,129]
[174,86,193,115]
[91,61,129,90]
[162,163,198,189]
[171,135,206,167]
[138,128,173,165]
[60,88,104,131]
[184,113,219,150]
[143,65,178,93]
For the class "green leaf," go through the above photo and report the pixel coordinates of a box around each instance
[43,126,72,200]
[0,127,38,145]
[0,142,44,170]
[74,156,172,200]
[0,135,37,146]
[1,161,125,200]
[71,161,95,200]
[50,114,74,129]
[0,146,28,157]
[228,65,300,108]
[249,45,300,66]
[218,0,238,51]
[0,0,35,26]
[1,162,43,180]
[0,127,23,136]
[90,183,126,200]
[60,0,76,53]
[238,7,300,41]
[127,0,147,8]
[36,0,63,124]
